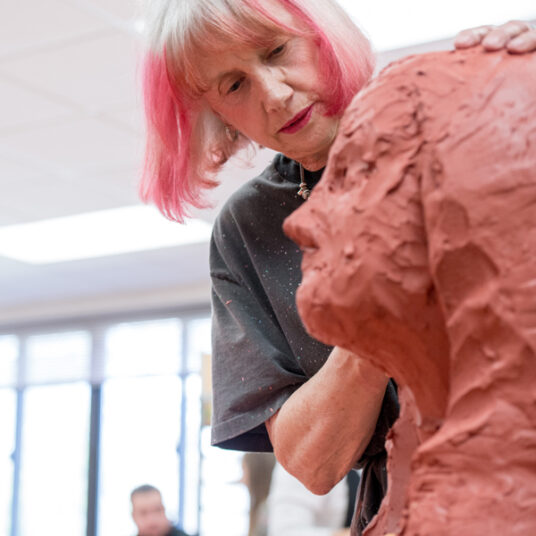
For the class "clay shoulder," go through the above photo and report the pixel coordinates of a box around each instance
[340,48,532,139]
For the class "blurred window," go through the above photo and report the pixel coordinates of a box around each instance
[182,373,202,535]
[1,312,250,536]
[105,319,182,378]
[98,375,181,536]
[0,388,16,536]
[200,427,249,536]
[0,335,18,387]
[186,317,211,373]
[25,331,90,385]
[18,382,90,536]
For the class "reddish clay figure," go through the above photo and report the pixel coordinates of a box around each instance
[284,47,536,535]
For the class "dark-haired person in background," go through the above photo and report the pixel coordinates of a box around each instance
[131,485,191,536]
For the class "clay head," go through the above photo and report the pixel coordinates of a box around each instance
[283,76,438,378]
[285,47,536,536]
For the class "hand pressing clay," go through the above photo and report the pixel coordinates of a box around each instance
[284,47,536,536]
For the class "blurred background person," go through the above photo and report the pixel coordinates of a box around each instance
[268,463,359,536]
[131,485,191,536]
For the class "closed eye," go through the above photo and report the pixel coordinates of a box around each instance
[227,77,244,94]
[268,43,286,59]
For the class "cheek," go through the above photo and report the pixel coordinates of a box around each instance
[296,53,326,95]
[220,103,259,136]
[205,95,237,129]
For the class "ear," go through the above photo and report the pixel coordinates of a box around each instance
[225,125,239,141]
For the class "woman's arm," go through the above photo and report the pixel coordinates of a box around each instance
[265,347,388,495]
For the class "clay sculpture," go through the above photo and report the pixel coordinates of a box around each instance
[284,47,536,535]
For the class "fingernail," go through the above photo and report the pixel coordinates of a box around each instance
[508,36,524,47]
[484,35,502,47]
[455,36,472,47]
[507,37,527,53]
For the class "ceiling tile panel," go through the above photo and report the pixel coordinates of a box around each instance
[0,0,108,59]
[0,77,74,133]
[80,166,141,202]
[78,0,141,22]
[0,158,141,225]
[104,105,144,136]
[0,32,142,112]
[2,117,142,173]
[1,180,132,224]
[0,156,55,189]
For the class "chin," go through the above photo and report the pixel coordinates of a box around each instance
[296,272,343,346]
[289,129,338,169]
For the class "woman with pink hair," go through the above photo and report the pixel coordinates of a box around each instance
[139,2,535,533]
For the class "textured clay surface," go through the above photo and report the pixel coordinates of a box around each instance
[284,48,536,535]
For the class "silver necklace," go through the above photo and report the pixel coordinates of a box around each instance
[298,163,311,200]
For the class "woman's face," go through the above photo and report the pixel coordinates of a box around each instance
[199,32,340,171]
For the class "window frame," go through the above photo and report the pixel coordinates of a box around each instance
[0,303,211,536]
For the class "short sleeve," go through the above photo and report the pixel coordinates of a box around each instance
[210,209,307,452]
[355,380,398,468]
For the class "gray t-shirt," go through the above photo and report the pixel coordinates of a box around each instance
[210,154,398,532]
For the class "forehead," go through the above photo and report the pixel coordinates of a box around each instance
[132,491,162,509]
[196,0,296,52]
[184,1,302,91]
[196,41,275,85]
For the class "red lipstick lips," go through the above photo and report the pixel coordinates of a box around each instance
[279,104,314,134]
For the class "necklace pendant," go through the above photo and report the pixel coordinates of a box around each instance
[298,182,310,200]
[298,164,310,200]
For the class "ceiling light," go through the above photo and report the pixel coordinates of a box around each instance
[0,205,212,265]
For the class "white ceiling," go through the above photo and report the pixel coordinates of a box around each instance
[1,1,534,328]
[0,0,275,326]
[340,0,536,50]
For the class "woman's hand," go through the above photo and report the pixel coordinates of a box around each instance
[455,20,536,53]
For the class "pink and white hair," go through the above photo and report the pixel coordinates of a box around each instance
[141,0,375,222]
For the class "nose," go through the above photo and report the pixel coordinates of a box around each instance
[257,67,293,113]
[284,204,320,251]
